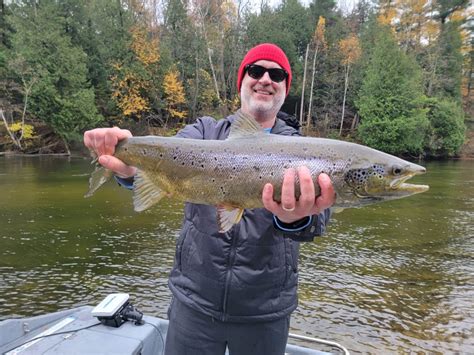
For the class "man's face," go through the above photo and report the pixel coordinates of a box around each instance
[240,60,286,120]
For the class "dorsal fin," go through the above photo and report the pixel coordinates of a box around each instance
[227,110,266,139]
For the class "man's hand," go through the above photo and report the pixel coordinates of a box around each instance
[262,167,335,223]
[83,127,137,178]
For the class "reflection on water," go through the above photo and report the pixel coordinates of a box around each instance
[0,156,473,354]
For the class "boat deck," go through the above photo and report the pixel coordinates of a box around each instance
[0,306,343,354]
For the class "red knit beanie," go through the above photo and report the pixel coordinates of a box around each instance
[237,43,292,96]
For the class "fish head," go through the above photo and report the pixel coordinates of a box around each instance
[341,159,429,207]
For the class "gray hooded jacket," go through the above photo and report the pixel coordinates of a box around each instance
[167,112,331,323]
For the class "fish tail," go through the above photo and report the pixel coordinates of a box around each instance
[84,149,113,197]
[84,165,114,198]
[88,148,98,164]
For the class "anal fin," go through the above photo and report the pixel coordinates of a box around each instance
[217,205,244,233]
[133,170,165,212]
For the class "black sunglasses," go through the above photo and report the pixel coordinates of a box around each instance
[245,64,288,83]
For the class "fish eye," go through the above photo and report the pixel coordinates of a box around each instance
[392,166,403,176]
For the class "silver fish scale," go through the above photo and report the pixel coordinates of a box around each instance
[105,132,427,211]
[150,138,352,208]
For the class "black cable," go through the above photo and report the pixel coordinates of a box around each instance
[2,322,101,355]
[144,320,165,347]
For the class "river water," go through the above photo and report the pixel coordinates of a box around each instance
[0,156,472,354]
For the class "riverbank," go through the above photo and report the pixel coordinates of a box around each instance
[2,120,474,159]
[459,120,474,159]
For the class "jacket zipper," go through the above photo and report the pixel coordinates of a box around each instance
[221,231,239,321]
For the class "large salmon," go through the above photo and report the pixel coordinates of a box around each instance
[86,111,429,232]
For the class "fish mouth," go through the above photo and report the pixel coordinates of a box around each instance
[397,183,430,194]
[389,171,429,194]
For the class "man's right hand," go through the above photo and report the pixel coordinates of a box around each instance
[83,127,137,178]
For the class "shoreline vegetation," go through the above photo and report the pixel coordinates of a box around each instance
[1,0,472,160]
[1,118,473,160]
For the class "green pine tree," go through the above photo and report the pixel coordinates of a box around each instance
[430,21,464,102]
[6,0,102,145]
[356,24,428,155]
[425,98,466,157]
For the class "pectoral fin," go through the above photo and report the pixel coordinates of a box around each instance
[216,205,244,233]
[133,170,165,212]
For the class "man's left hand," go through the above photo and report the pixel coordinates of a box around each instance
[262,167,335,223]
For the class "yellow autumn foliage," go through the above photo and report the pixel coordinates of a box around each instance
[229,95,240,113]
[313,16,327,50]
[396,0,442,47]
[8,122,35,139]
[130,26,160,66]
[377,3,397,27]
[112,71,150,116]
[339,35,361,66]
[111,25,160,118]
[163,68,187,120]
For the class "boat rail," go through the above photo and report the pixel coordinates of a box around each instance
[288,333,350,355]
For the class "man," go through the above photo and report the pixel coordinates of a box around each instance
[84,43,335,355]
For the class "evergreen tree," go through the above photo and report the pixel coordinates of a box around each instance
[424,97,466,157]
[245,0,312,96]
[308,0,338,26]
[163,0,198,85]
[430,21,464,102]
[6,0,102,145]
[435,0,469,24]
[245,5,296,68]
[60,0,134,118]
[356,24,428,155]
